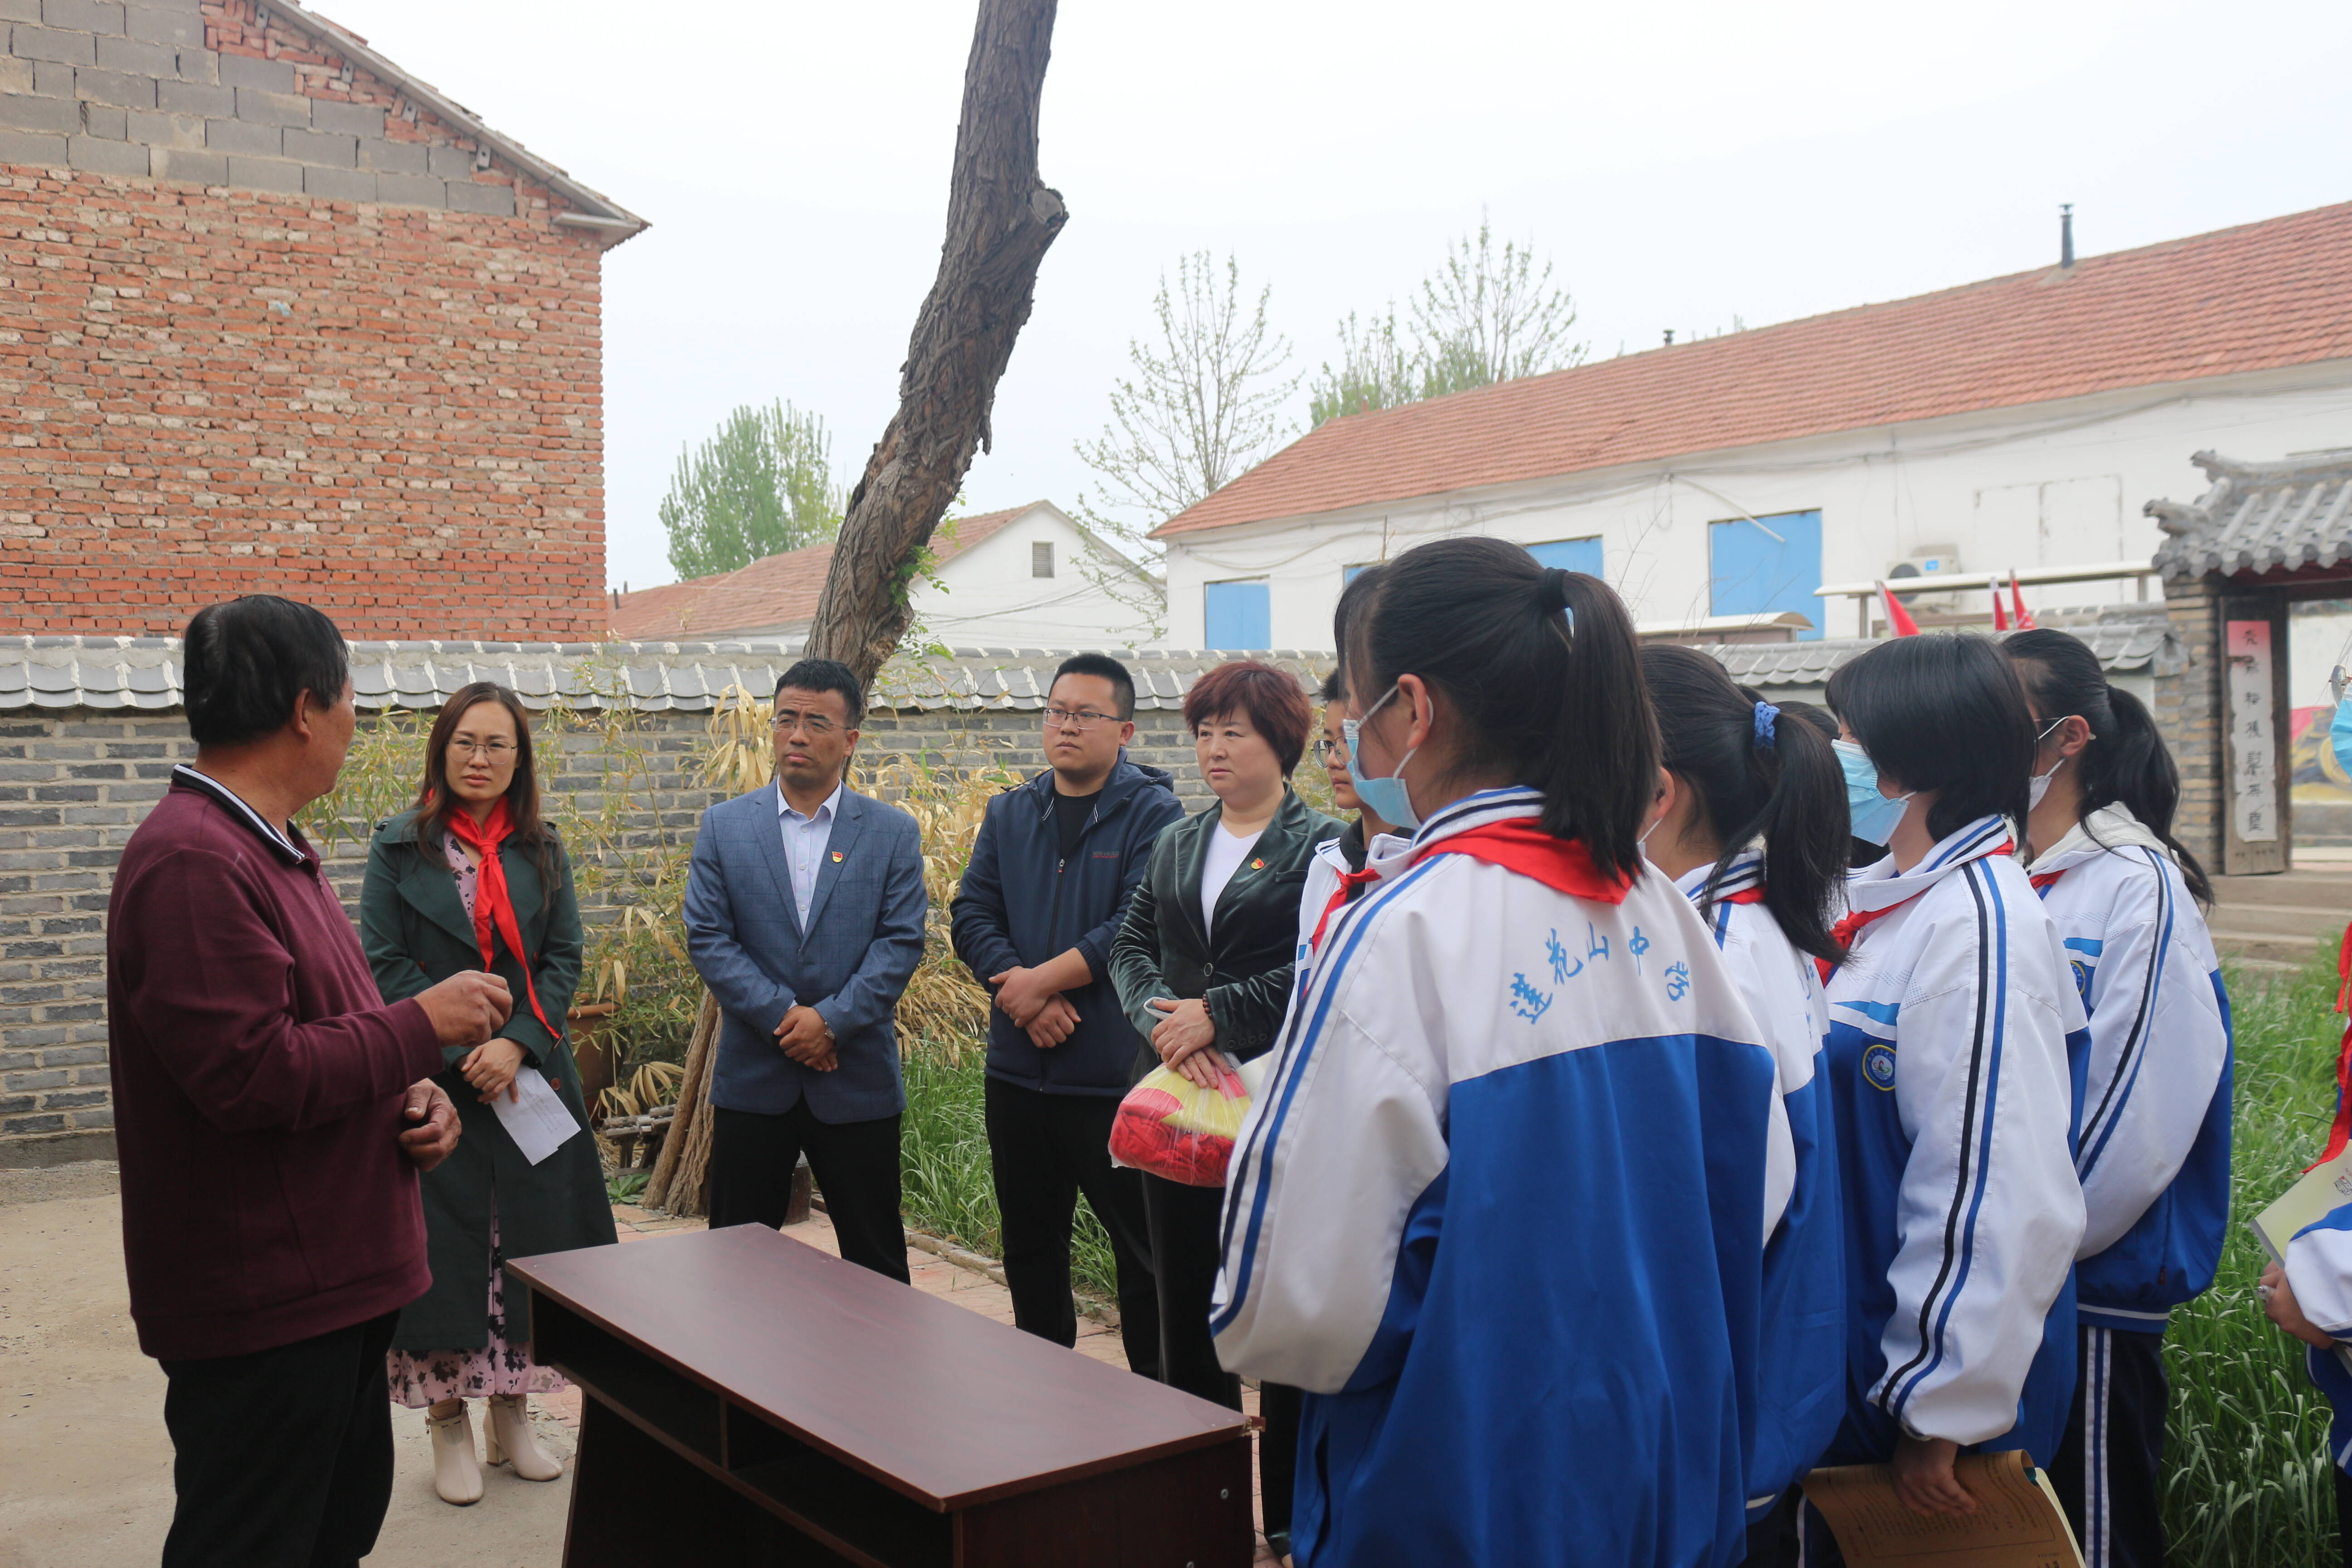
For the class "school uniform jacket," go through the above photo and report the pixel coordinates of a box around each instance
[1215,787,1788,1568]
[1673,849,1847,1518]
[2279,1205,2352,1470]
[1291,822,1412,979]
[2028,804,2232,1334]
[1823,815,2088,1466]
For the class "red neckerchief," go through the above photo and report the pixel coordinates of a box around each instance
[1408,819,1632,904]
[1815,839,2012,983]
[1722,885,1767,906]
[2318,919,2352,1170]
[441,797,558,1040]
[1309,867,1385,954]
[2029,871,2064,894]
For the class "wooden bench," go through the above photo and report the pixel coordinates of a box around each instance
[511,1224,1254,1567]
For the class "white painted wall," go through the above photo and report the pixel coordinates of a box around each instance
[914,502,1159,649]
[1159,361,2352,650]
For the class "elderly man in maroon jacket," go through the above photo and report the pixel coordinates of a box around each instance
[108,596,513,1568]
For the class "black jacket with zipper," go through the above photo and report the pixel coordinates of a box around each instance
[950,756,1186,1096]
[1108,789,1344,1080]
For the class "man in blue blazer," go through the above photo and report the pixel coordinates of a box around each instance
[683,657,927,1281]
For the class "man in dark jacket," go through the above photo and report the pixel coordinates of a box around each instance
[108,596,506,1568]
[950,654,1184,1372]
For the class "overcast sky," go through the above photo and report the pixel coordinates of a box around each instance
[326,0,2352,592]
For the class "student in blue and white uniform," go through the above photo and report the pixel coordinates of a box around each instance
[1815,635,2088,1530]
[2261,1202,2352,1568]
[1215,537,1790,1568]
[2000,628,2230,1568]
[1641,645,1849,1558]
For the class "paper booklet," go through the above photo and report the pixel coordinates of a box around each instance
[491,1067,583,1166]
[1800,1449,2082,1568]
[2251,1144,2352,1267]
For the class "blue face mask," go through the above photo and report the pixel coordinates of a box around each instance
[1834,738,1913,846]
[1343,683,1423,832]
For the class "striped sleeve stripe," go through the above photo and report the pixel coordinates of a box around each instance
[1210,857,1448,1334]
[2076,848,2174,1177]
[1882,860,2009,1417]
[1924,816,2010,872]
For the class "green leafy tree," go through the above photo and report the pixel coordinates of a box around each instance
[1308,215,1587,426]
[659,401,845,580]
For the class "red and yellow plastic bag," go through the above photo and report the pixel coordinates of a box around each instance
[1109,1063,1253,1187]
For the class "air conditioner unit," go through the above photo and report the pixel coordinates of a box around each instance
[1886,546,1963,613]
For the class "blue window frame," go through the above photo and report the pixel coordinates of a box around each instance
[1709,510,1823,642]
[1526,537,1604,577]
[1204,579,1271,649]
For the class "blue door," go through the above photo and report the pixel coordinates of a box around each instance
[1709,510,1823,642]
[1527,537,1604,578]
[1204,579,1271,649]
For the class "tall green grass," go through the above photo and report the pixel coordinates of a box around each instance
[900,1044,1120,1305]
[2166,949,2345,1565]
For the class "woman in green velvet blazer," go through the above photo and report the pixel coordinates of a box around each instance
[358,681,615,1507]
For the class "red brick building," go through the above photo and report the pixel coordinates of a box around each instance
[0,0,642,639]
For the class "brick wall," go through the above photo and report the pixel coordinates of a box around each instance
[0,0,623,639]
[2159,578,2223,874]
[0,702,1215,1167]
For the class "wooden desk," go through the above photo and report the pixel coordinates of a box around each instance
[510,1225,1254,1568]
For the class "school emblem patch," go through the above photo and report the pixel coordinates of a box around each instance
[1862,1042,1898,1091]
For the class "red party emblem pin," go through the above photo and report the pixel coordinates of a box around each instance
[831,850,844,862]
[1249,857,1266,870]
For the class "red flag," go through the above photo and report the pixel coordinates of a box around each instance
[1991,584,2010,632]
[2009,573,2037,631]
[1877,580,1921,637]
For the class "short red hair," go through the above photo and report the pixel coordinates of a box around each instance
[1182,660,1313,776]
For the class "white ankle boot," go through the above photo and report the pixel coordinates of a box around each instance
[426,1406,482,1505]
[484,1394,563,1481]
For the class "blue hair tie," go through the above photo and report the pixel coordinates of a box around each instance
[1752,701,1779,749]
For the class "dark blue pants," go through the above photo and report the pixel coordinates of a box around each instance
[2047,1324,2168,1568]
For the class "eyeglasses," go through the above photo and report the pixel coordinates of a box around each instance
[770,710,840,736]
[1043,706,1120,731]
[448,738,517,760]
[1314,737,1350,763]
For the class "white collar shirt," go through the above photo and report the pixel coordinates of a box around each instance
[776,779,846,928]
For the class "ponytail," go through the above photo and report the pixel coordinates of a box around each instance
[2002,628,2214,903]
[1641,645,1849,964]
[1350,537,1658,881]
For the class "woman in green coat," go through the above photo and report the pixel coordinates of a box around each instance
[359,681,616,1507]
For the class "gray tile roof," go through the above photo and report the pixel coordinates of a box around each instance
[2150,448,2352,579]
[1719,612,2183,686]
[0,639,1334,713]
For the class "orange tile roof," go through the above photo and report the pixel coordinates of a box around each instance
[1155,201,2352,539]
[609,506,1026,642]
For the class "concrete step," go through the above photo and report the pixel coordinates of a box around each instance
[2215,872,2352,910]
[2205,903,2352,937]
[2207,927,2339,968]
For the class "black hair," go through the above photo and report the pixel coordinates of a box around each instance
[1349,537,1656,879]
[1774,699,1881,867]
[1329,564,1386,705]
[1318,666,1344,705]
[2001,627,2214,903]
[775,657,865,725]
[1826,634,2034,846]
[1050,653,1137,720]
[1642,646,1848,964]
[183,595,350,748]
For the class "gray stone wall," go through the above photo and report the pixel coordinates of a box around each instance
[0,0,516,212]
[0,702,1209,1166]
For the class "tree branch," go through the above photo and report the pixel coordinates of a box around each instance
[802,0,1067,687]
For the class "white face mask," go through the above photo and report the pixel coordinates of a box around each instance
[2028,718,2067,809]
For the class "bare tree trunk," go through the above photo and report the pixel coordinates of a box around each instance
[803,0,1066,686]
[643,992,720,1215]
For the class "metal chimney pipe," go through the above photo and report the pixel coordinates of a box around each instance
[2060,204,2075,268]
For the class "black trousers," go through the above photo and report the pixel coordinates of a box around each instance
[710,1102,910,1284]
[2048,1323,2168,1568]
[158,1311,399,1568]
[1139,1171,1240,1411]
[2337,1464,2352,1568]
[982,1076,1160,1379]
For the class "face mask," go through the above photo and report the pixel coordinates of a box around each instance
[1834,738,1914,846]
[1344,683,1423,832]
[2027,718,2066,809]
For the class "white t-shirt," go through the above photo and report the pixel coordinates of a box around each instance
[1200,824,1264,939]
